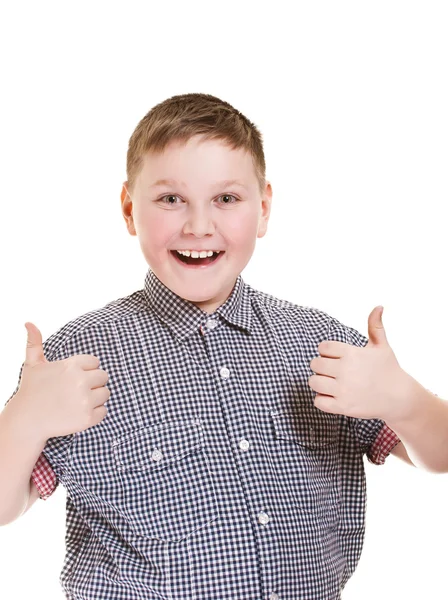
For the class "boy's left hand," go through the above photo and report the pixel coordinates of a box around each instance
[308,306,414,423]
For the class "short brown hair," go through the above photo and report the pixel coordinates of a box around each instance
[126,93,266,193]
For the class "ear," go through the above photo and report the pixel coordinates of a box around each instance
[120,182,137,236]
[257,181,273,238]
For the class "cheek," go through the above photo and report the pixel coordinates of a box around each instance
[137,209,178,248]
[224,211,260,249]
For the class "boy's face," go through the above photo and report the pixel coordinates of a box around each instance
[121,135,272,313]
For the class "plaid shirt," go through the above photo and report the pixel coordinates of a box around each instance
[13,269,400,599]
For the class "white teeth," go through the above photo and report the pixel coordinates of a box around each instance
[175,250,220,259]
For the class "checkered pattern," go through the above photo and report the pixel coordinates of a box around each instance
[11,269,401,599]
[367,423,400,465]
[30,452,58,499]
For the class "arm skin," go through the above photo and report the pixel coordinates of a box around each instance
[387,382,448,473]
[0,395,47,525]
[390,441,413,465]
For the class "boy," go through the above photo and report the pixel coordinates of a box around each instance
[0,93,446,600]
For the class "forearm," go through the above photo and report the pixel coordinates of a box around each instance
[0,394,47,525]
[386,377,448,473]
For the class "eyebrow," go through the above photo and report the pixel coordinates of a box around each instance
[149,178,248,190]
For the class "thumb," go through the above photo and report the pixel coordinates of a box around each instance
[367,306,388,347]
[24,322,47,366]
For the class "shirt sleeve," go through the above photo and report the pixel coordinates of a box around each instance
[368,423,401,465]
[327,316,402,465]
[31,453,58,499]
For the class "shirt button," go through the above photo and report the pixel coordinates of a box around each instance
[269,594,279,600]
[151,449,163,462]
[238,439,250,452]
[219,366,230,379]
[258,511,270,526]
[205,319,218,329]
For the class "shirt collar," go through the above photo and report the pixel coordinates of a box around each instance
[143,268,252,341]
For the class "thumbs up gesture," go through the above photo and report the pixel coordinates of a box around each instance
[308,307,413,422]
[12,322,110,443]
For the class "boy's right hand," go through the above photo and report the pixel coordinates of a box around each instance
[11,322,110,443]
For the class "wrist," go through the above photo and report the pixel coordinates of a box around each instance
[384,372,435,430]
[4,392,50,447]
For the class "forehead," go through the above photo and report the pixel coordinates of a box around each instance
[137,135,258,187]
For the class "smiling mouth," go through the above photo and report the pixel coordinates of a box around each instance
[170,250,223,266]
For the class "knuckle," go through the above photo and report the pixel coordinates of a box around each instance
[69,364,82,380]
[76,378,86,391]
[62,359,74,372]
[82,416,93,430]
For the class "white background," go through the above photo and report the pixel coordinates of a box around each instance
[0,1,447,598]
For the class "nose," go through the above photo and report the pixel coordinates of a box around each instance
[182,204,215,237]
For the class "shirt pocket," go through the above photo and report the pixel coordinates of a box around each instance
[270,409,342,515]
[112,419,219,542]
